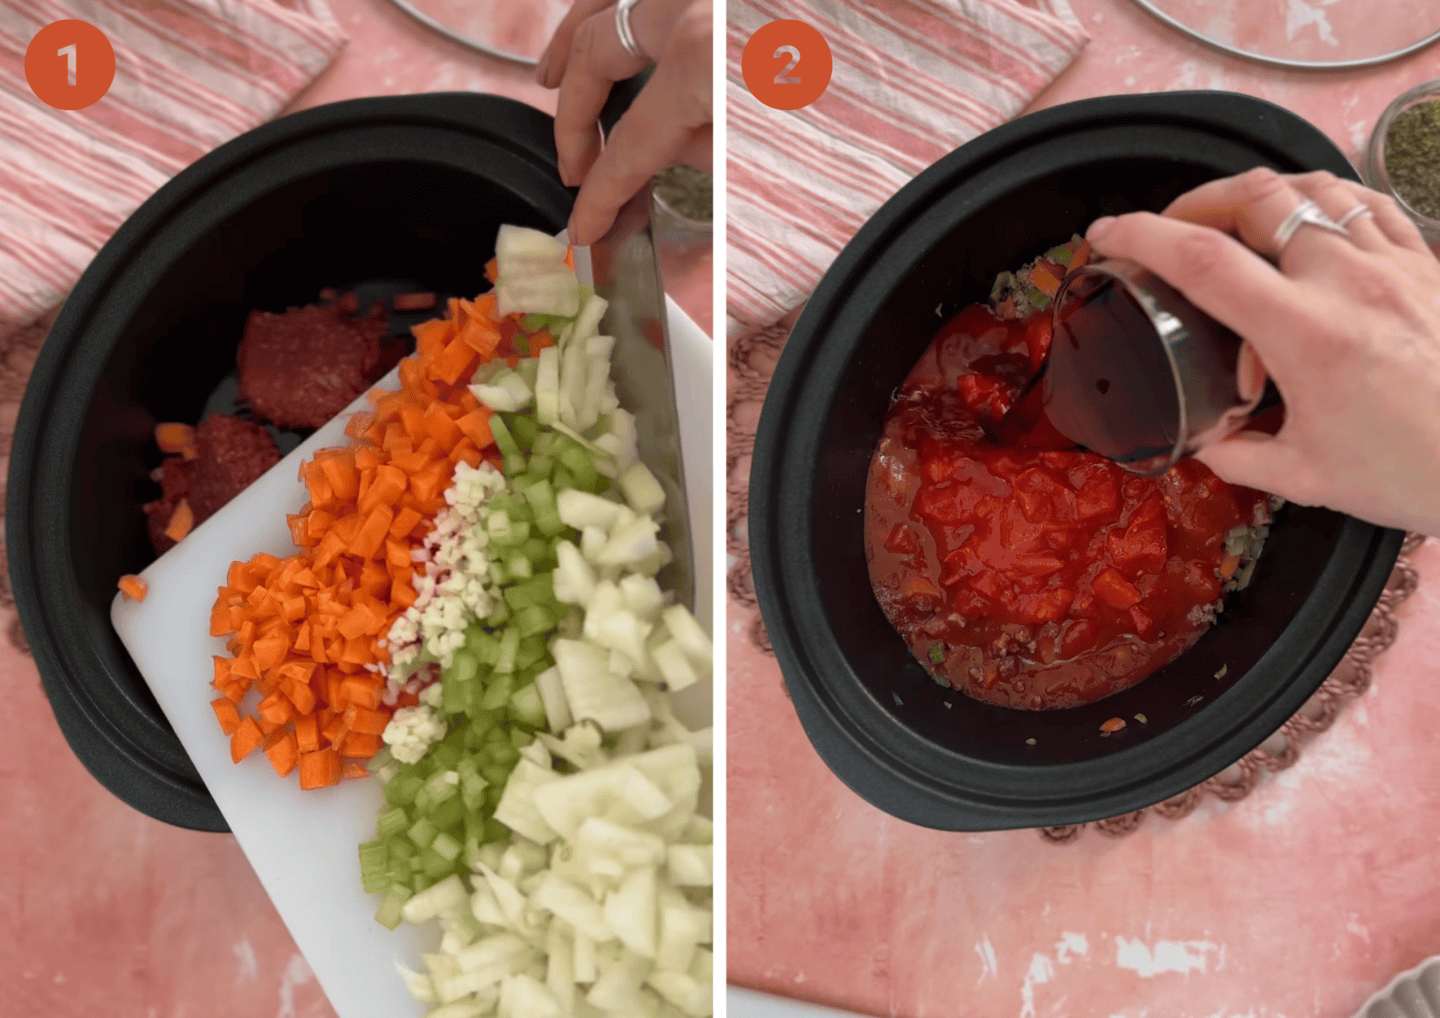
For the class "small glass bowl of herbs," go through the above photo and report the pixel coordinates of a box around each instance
[1365,78,1440,244]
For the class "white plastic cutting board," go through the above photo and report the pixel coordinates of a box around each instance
[111,297,711,1018]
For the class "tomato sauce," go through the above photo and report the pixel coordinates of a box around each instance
[864,304,1270,710]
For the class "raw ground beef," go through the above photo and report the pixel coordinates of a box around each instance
[143,414,280,554]
[236,302,391,428]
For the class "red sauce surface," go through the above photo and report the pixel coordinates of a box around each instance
[864,304,1269,710]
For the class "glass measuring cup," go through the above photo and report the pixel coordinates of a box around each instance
[1042,258,1268,475]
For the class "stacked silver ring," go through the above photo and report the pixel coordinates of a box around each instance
[615,0,644,59]
[1336,204,1375,229]
[1271,199,1350,257]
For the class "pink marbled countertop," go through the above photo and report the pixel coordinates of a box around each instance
[4,2,709,1015]
[728,1,1440,1016]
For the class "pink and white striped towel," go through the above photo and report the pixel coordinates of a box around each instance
[726,0,1089,336]
[0,0,345,334]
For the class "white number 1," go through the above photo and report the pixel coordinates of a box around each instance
[57,43,76,87]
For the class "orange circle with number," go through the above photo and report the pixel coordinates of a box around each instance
[25,20,115,111]
[741,20,832,111]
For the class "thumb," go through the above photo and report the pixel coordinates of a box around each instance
[1193,432,1314,504]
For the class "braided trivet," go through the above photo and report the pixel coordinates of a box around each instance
[727,316,1428,843]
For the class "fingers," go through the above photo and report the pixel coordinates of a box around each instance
[537,0,616,88]
[1162,166,1352,273]
[553,8,651,186]
[1086,211,1305,370]
[1287,170,1389,253]
[1333,177,1432,253]
[1193,431,1321,508]
[568,11,711,243]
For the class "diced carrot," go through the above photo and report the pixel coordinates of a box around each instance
[251,553,282,574]
[117,574,148,602]
[361,465,407,515]
[230,654,259,680]
[413,319,452,359]
[265,730,300,778]
[455,409,494,448]
[394,291,437,311]
[342,703,391,736]
[409,459,451,504]
[338,732,382,759]
[388,506,423,540]
[348,505,394,560]
[164,499,195,542]
[484,256,499,284]
[340,675,385,710]
[294,713,320,753]
[429,334,478,386]
[341,762,371,780]
[1029,262,1063,298]
[320,454,359,502]
[257,691,293,725]
[211,698,241,736]
[230,716,265,763]
[210,598,232,637]
[299,748,342,790]
[457,314,501,358]
[155,422,198,457]
[252,633,289,672]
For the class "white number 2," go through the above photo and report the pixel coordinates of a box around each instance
[57,43,76,88]
[773,45,801,85]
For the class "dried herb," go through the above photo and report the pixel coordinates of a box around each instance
[654,165,712,223]
[1385,99,1440,220]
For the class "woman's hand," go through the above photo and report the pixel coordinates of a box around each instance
[537,0,712,245]
[1086,167,1440,535]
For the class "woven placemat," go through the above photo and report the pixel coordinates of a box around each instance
[727,315,1428,842]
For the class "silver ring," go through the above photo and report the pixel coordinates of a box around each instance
[1271,199,1350,257]
[615,0,644,60]
[1336,203,1375,229]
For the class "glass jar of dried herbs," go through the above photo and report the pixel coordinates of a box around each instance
[1365,79,1440,243]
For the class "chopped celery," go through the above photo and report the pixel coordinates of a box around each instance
[558,443,600,491]
[466,707,497,739]
[359,840,390,894]
[430,794,464,833]
[375,884,412,930]
[419,845,454,880]
[504,572,555,611]
[485,818,510,843]
[514,605,557,639]
[431,831,462,863]
[485,599,511,628]
[503,454,528,477]
[407,816,438,849]
[515,636,549,672]
[384,773,424,808]
[377,805,410,841]
[429,743,461,772]
[522,312,568,333]
[493,627,520,674]
[510,684,547,728]
[423,769,459,806]
[465,627,499,666]
[491,415,521,459]
[445,650,479,685]
[522,536,552,564]
[509,413,540,450]
[502,548,534,579]
[482,671,516,709]
[509,727,534,750]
